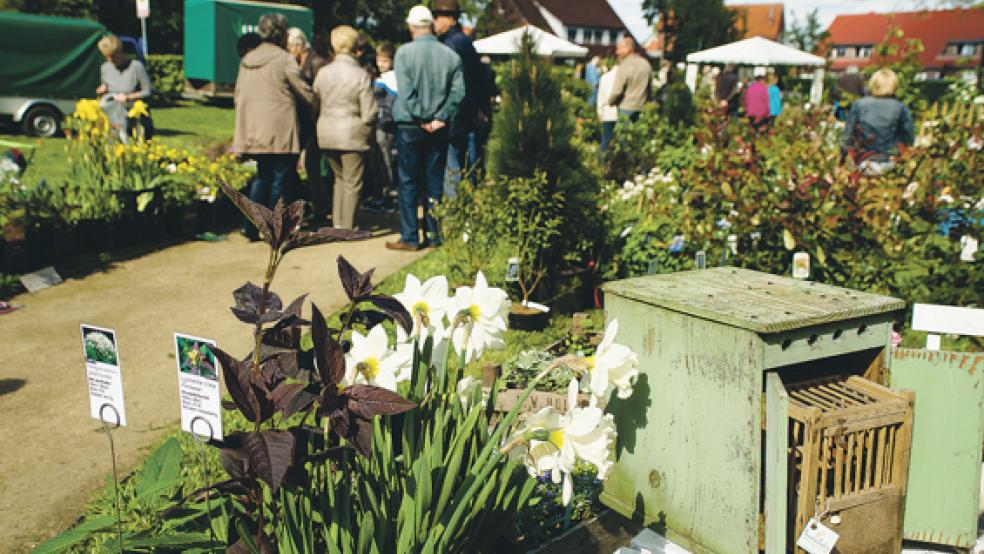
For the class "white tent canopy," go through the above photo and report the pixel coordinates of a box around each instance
[473,25,588,59]
[683,36,827,103]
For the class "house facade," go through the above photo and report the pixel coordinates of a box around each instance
[729,3,784,41]
[824,8,984,80]
[486,0,632,58]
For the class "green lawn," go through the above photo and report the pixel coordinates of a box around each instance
[17,100,235,187]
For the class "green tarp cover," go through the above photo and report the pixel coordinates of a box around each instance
[184,0,312,85]
[0,12,105,99]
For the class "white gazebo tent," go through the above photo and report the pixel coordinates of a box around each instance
[473,25,588,59]
[684,36,827,104]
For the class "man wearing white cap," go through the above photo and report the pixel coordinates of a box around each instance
[386,4,465,251]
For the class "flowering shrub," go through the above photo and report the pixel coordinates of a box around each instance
[604,101,982,310]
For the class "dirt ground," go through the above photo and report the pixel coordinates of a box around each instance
[0,225,422,552]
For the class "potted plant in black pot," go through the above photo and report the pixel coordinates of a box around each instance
[500,172,561,331]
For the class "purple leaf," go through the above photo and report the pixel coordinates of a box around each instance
[268,382,315,417]
[231,282,283,324]
[219,447,248,480]
[282,227,370,253]
[337,256,375,301]
[331,412,373,457]
[345,384,416,418]
[214,348,256,421]
[242,430,295,492]
[282,294,308,319]
[220,181,274,241]
[311,305,345,386]
[369,294,413,334]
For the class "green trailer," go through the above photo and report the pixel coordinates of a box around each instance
[0,12,106,136]
[183,0,312,98]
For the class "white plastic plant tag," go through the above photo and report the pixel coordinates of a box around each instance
[505,257,519,282]
[960,235,979,262]
[796,518,839,554]
[695,251,706,269]
[727,234,738,255]
[792,252,810,279]
[81,324,127,426]
[174,333,223,440]
[925,334,942,351]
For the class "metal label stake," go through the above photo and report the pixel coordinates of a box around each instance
[99,403,123,554]
[190,416,216,548]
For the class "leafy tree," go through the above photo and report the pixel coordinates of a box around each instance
[783,8,829,53]
[643,0,739,62]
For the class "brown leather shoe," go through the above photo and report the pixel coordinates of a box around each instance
[386,240,419,251]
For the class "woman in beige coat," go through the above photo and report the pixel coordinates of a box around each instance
[313,25,378,230]
[233,13,316,239]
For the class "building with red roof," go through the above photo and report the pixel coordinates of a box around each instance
[823,8,984,79]
[485,0,634,58]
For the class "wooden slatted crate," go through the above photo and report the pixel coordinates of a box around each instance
[786,376,914,553]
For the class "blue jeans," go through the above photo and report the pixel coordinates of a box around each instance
[444,131,469,199]
[600,121,616,152]
[397,126,448,247]
[243,153,299,239]
[467,122,491,181]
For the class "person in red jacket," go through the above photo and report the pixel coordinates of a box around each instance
[743,66,771,131]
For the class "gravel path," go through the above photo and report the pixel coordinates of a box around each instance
[0,227,422,552]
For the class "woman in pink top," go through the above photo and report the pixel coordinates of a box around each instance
[743,66,771,130]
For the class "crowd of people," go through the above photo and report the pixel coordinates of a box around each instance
[230,2,497,251]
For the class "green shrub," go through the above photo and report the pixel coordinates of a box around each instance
[145,54,184,99]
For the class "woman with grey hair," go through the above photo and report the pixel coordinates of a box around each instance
[233,13,317,240]
[313,25,378,230]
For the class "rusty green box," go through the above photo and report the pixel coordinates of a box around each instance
[600,268,905,553]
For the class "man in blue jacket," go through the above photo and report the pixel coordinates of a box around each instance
[386,4,465,251]
[434,0,487,198]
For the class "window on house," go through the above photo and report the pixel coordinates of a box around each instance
[568,28,577,42]
[959,42,980,56]
[610,30,619,44]
[856,46,872,58]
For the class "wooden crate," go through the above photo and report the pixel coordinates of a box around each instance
[786,376,914,553]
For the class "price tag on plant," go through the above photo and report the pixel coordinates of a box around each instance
[81,324,127,426]
[792,252,810,279]
[796,518,839,554]
[174,333,223,440]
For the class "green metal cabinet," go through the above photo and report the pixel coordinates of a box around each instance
[600,268,905,553]
[183,0,312,95]
[891,349,984,549]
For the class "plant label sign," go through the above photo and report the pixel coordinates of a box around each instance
[174,333,223,440]
[81,324,127,426]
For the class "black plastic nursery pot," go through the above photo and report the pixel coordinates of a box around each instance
[508,305,551,331]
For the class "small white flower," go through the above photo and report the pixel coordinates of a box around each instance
[344,325,411,392]
[450,271,510,363]
[583,320,639,401]
[393,274,450,341]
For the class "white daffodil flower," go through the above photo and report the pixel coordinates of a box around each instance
[393,274,450,341]
[450,271,510,363]
[583,319,639,401]
[345,325,411,392]
[456,376,482,409]
[517,380,617,505]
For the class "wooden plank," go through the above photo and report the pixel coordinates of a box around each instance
[764,372,788,554]
[603,268,904,334]
[890,350,980,548]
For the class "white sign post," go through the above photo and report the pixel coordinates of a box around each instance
[174,333,223,441]
[136,0,149,57]
[81,324,127,426]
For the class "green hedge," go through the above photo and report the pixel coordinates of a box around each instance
[145,54,183,97]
